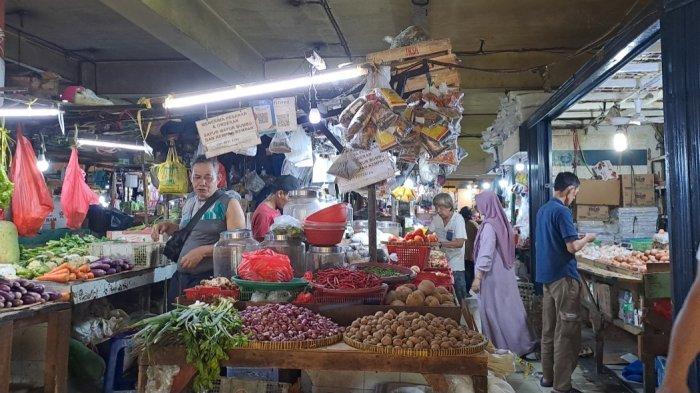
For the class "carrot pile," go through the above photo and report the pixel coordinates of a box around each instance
[36,262,94,283]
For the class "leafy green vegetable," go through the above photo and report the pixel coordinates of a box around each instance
[15,234,102,277]
[362,266,402,277]
[133,299,248,392]
[0,126,13,211]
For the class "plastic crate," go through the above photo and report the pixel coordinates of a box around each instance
[386,244,430,270]
[311,283,387,305]
[88,241,165,268]
[232,277,309,302]
[412,269,454,288]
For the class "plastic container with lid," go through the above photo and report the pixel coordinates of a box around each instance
[213,229,260,278]
[306,245,347,271]
[283,189,324,223]
[260,234,307,277]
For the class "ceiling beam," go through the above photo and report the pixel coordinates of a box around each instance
[568,101,664,111]
[617,61,661,73]
[598,75,662,89]
[99,0,264,84]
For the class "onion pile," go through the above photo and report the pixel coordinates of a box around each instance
[240,304,343,342]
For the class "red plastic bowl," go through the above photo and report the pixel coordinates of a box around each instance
[306,203,348,223]
[304,225,346,246]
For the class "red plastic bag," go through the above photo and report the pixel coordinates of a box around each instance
[61,148,99,229]
[217,161,227,189]
[10,129,53,236]
[237,249,293,282]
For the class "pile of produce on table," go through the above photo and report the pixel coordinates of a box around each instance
[133,299,248,392]
[35,258,135,283]
[0,278,61,308]
[361,265,404,278]
[387,228,438,246]
[385,281,456,307]
[345,310,483,350]
[311,268,383,289]
[199,277,237,289]
[240,303,343,342]
[577,243,631,262]
[427,250,449,268]
[577,244,670,273]
[15,234,102,279]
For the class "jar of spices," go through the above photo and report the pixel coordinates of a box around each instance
[306,246,347,271]
[213,229,260,278]
[260,234,307,277]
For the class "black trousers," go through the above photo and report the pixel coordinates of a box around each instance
[464,260,475,295]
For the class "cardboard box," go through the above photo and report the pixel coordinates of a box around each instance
[622,188,656,207]
[621,174,655,189]
[576,179,621,206]
[42,196,66,231]
[576,205,610,221]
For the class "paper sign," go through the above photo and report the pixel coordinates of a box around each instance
[336,148,396,194]
[252,100,274,131]
[195,108,261,158]
[273,97,298,132]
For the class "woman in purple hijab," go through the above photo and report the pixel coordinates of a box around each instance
[472,190,536,356]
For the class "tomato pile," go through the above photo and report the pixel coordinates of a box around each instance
[388,228,438,246]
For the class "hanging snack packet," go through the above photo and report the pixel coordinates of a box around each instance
[406,91,424,107]
[375,88,407,110]
[350,120,377,150]
[372,102,399,131]
[375,130,398,152]
[428,149,459,166]
[327,150,362,180]
[339,96,367,128]
[345,101,374,141]
[418,123,450,142]
[421,135,449,157]
[269,130,292,154]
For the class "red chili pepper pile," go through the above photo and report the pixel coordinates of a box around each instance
[312,268,382,289]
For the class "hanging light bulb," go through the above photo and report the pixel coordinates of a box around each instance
[514,162,526,172]
[498,178,509,189]
[613,127,629,152]
[36,152,49,172]
[482,181,492,190]
[308,107,321,124]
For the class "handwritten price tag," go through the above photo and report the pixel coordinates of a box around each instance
[195,108,261,158]
[336,148,395,193]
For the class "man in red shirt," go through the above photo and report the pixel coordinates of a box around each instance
[251,175,299,241]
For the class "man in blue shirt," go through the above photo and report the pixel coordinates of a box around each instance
[536,172,596,393]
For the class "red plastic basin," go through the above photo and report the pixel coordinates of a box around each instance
[306,203,348,223]
[304,222,346,246]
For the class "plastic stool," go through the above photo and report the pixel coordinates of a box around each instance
[102,334,137,393]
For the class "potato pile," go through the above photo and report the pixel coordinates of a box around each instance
[345,310,483,350]
[385,280,456,307]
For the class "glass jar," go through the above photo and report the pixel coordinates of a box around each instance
[213,229,260,278]
[260,234,307,277]
[352,220,401,237]
[306,246,347,271]
[283,189,323,223]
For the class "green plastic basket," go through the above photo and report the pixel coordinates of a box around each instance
[231,277,309,302]
[628,238,654,251]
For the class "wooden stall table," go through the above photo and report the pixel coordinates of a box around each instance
[138,342,489,393]
[0,301,71,393]
[576,256,671,393]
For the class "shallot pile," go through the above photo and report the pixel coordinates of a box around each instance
[240,304,343,342]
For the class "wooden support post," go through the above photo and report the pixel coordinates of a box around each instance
[44,309,70,393]
[0,321,13,393]
[368,184,377,262]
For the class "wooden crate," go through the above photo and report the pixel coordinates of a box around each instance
[403,68,461,93]
[366,39,452,66]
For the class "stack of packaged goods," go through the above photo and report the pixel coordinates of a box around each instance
[614,207,659,239]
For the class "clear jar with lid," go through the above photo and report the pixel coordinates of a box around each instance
[260,234,307,277]
[282,189,323,223]
[213,229,260,278]
[305,246,347,272]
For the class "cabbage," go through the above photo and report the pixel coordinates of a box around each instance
[0,221,19,264]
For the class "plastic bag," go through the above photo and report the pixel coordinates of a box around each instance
[233,145,258,156]
[285,127,313,167]
[269,215,302,236]
[217,161,227,189]
[269,130,292,154]
[154,145,188,195]
[10,130,53,237]
[243,171,265,194]
[61,148,100,229]
[237,249,293,282]
[328,150,362,179]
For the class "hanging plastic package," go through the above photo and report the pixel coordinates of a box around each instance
[217,161,227,189]
[61,148,100,229]
[285,127,313,167]
[243,171,265,194]
[327,150,362,180]
[0,126,14,216]
[268,129,292,154]
[10,129,53,237]
[154,144,188,195]
[419,155,439,184]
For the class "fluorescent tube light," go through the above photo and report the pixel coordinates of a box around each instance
[0,108,62,117]
[163,66,367,109]
[77,139,153,155]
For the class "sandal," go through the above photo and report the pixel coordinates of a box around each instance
[578,346,593,358]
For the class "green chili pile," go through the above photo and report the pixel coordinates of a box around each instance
[362,265,403,278]
[133,299,248,392]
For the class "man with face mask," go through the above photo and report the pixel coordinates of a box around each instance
[536,172,596,393]
[152,155,245,300]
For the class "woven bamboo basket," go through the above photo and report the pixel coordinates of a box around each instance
[244,333,343,350]
[343,334,487,357]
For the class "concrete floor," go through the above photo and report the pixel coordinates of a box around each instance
[465,297,645,393]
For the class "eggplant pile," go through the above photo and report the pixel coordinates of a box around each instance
[89,258,135,278]
[0,278,61,309]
